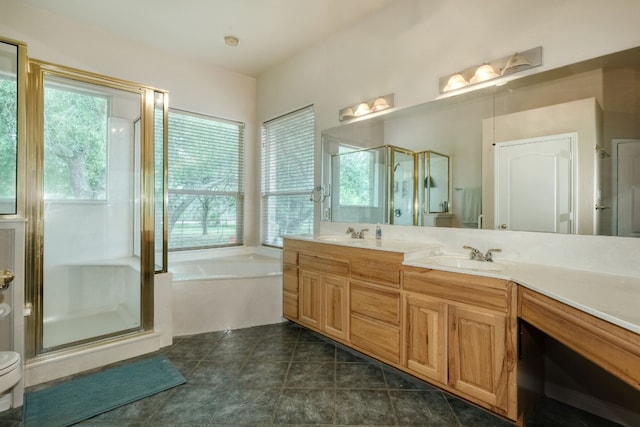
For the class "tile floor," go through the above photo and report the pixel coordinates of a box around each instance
[0,321,622,426]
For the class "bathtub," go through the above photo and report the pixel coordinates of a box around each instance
[169,246,284,336]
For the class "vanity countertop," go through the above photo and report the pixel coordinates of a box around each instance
[405,257,640,335]
[284,234,441,259]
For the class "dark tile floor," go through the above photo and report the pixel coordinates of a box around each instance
[0,321,622,426]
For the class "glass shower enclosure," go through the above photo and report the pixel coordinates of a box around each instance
[329,145,417,225]
[25,62,166,355]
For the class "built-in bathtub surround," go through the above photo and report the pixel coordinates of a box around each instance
[169,246,283,336]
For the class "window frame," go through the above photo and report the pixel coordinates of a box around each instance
[167,108,245,251]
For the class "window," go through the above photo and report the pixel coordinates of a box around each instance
[261,105,315,247]
[43,82,108,201]
[168,109,244,250]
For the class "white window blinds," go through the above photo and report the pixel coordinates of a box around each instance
[168,109,244,249]
[261,105,315,247]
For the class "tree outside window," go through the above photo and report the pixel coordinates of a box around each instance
[43,85,108,201]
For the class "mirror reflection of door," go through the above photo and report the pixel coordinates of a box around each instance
[495,133,576,233]
[614,139,640,237]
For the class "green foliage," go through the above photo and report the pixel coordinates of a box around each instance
[44,86,107,199]
[0,78,17,199]
[338,150,374,206]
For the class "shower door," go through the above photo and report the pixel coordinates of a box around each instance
[41,73,143,350]
[389,147,416,225]
[25,63,164,355]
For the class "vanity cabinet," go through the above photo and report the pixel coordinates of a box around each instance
[402,267,518,419]
[282,238,525,424]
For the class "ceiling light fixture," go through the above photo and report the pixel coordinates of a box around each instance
[224,35,239,47]
[439,46,542,94]
[339,94,394,122]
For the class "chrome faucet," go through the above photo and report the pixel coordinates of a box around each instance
[484,248,502,262]
[463,245,485,261]
[463,245,502,262]
[346,227,369,239]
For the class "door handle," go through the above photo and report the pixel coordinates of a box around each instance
[1,269,15,291]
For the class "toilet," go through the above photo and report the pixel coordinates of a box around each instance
[0,351,22,403]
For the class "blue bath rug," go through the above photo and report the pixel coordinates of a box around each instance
[22,354,186,427]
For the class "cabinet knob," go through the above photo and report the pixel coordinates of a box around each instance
[500,224,507,229]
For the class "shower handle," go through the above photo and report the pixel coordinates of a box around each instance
[0,269,14,291]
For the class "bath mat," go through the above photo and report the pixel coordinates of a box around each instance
[22,354,185,427]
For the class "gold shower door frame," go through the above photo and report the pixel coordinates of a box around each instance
[24,59,168,359]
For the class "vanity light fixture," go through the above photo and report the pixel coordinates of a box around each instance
[502,52,532,75]
[354,102,372,116]
[443,73,470,92]
[338,94,394,122]
[470,64,500,84]
[439,46,542,94]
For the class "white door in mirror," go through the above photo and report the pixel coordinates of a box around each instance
[495,133,575,233]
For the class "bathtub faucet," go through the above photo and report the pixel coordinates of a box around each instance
[346,227,369,239]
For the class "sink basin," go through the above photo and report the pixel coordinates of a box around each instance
[426,256,506,272]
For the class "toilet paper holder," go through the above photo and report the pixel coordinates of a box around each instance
[0,269,14,291]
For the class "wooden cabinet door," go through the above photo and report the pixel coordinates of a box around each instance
[449,304,508,413]
[404,294,448,385]
[323,275,349,341]
[299,270,322,329]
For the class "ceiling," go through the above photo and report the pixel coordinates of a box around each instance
[21,0,394,77]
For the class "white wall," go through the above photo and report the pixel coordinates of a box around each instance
[0,0,260,244]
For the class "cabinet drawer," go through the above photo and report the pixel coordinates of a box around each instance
[350,281,400,326]
[283,265,298,293]
[299,253,349,276]
[351,314,400,364]
[351,260,400,287]
[403,269,511,313]
[283,249,298,266]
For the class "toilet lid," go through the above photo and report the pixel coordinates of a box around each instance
[0,352,20,374]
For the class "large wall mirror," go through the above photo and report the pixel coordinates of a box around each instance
[321,46,640,237]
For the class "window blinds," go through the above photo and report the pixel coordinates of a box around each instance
[261,105,315,247]
[168,109,245,249]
